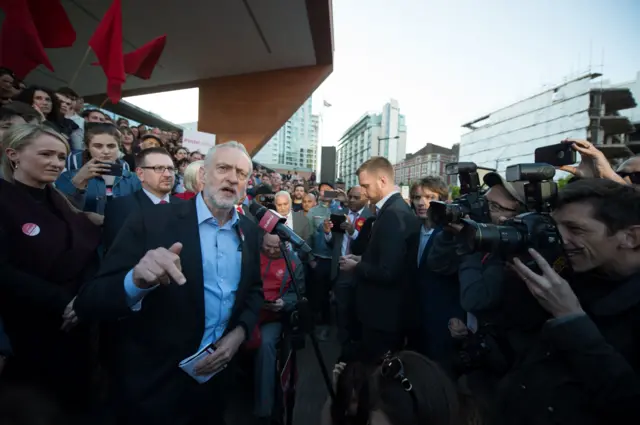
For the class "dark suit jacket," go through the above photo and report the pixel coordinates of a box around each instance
[350,216,375,256]
[354,193,421,333]
[411,227,464,375]
[292,210,312,241]
[103,190,183,251]
[74,200,264,424]
[326,207,374,278]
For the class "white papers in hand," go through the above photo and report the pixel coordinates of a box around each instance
[179,344,226,384]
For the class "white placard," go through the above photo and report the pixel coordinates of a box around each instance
[400,185,410,199]
[182,130,217,155]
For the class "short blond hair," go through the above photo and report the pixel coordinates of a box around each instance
[183,160,204,193]
[356,156,394,179]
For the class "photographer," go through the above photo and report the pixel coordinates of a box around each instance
[428,172,526,314]
[498,178,640,424]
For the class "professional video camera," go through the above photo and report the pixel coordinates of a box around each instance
[428,162,490,225]
[460,163,572,278]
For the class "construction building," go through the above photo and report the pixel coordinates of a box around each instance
[459,72,637,175]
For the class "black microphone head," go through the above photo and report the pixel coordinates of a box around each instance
[249,201,267,219]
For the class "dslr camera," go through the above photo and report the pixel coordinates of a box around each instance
[428,162,489,225]
[460,163,572,278]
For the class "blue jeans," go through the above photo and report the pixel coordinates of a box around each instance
[253,321,282,418]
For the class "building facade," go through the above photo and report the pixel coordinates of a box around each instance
[336,99,407,188]
[458,72,637,176]
[393,143,458,186]
[253,97,319,172]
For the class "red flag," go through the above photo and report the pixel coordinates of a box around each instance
[124,35,166,80]
[0,0,53,79]
[88,0,125,104]
[27,0,76,48]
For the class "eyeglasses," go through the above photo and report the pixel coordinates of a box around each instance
[617,171,640,184]
[140,166,175,174]
[488,200,517,214]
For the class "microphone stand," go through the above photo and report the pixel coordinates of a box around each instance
[277,232,336,425]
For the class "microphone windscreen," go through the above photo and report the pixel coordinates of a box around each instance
[258,208,281,233]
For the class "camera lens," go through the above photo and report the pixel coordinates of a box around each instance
[462,223,526,255]
[428,201,465,226]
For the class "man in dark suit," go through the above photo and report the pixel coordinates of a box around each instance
[75,142,263,425]
[103,147,183,250]
[323,186,372,352]
[409,176,464,375]
[339,157,420,362]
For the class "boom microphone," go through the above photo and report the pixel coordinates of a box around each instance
[249,203,312,254]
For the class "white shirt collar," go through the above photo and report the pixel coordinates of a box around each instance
[350,207,365,217]
[143,188,171,204]
[375,191,399,212]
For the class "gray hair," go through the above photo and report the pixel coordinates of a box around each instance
[275,190,291,203]
[205,141,253,170]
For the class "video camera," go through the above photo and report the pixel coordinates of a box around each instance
[460,163,572,279]
[428,162,490,225]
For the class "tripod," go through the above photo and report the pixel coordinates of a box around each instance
[277,234,336,425]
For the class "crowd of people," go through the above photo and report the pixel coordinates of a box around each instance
[0,65,639,425]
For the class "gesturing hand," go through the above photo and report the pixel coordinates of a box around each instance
[132,242,186,289]
[558,139,625,183]
[512,248,584,319]
[193,327,246,376]
[264,298,285,312]
[339,256,358,272]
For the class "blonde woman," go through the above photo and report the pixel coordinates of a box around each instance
[0,123,101,418]
[174,159,204,200]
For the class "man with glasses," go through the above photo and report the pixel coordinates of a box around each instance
[423,172,526,377]
[103,147,183,250]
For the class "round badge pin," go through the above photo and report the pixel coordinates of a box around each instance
[22,223,40,236]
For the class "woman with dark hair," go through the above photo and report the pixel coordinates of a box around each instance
[119,126,137,170]
[368,351,483,425]
[56,123,141,214]
[321,361,371,425]
[13,86,80,146]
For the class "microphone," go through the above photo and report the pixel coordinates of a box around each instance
[249,203,312,254]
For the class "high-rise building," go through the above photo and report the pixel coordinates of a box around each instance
[253,97,319,171]
[393,143,458,186]
[459,72,637,175]
[336,99,407,188]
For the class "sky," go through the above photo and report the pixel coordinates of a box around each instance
[125,0,640,155]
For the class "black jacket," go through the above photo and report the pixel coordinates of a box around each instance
[497,272,640,425]
[74,199,264,424]
[354,193,420,333]
[103,190,183,251]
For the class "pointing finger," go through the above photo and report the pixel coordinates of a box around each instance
[169,242,183,256]
[162,260,186,285]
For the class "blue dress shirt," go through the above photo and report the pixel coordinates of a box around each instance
[124,192,243,350]
[418,225,434,265]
